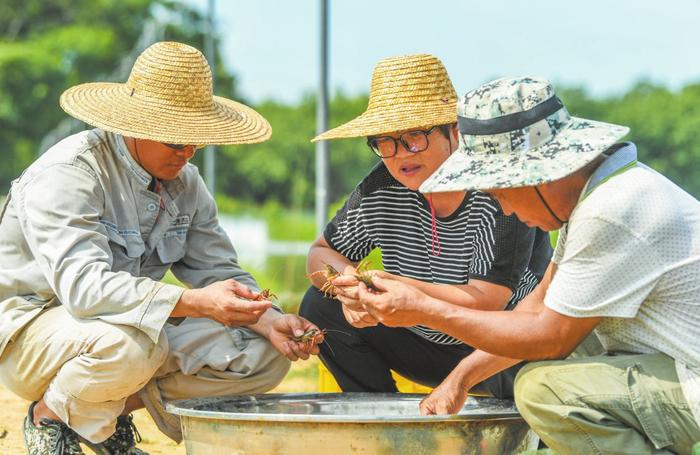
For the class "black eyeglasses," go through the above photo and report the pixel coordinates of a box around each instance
[162,143,190,150]
[366,124,451,158]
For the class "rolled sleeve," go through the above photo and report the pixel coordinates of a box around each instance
[15,163,182,343]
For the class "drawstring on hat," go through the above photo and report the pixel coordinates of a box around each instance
[534,186,565,225]
[427,194,441,256]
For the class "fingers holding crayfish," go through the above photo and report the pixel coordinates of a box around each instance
[288,327,325,359]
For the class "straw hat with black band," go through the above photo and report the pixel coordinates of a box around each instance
[60,41,271,145]
[312,54,457,142]
[420,76,629,193]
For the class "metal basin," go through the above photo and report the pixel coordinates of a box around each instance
[167,393,538,455]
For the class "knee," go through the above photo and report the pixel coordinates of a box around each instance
[514,362,562,426]
[260,350,291,390]
[235,334,291,392]
[93,325,168,384]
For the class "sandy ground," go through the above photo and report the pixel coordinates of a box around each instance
[0,357,320,454]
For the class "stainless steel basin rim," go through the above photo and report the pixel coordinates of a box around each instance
[166,393,525,423]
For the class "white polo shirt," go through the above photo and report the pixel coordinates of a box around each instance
[544,143,700,426]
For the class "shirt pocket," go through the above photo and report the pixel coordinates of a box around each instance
[156,215,190,265]
[627,363,675,450]
[105,228,146,274]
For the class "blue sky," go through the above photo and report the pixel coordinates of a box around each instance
[185,0,700,104]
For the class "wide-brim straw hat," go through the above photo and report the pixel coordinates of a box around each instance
[420,76,629,193]
[312,54,457,142]
[60,41,271,145]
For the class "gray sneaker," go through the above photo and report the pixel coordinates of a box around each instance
[79,414,148,455]
[23,402,85,455]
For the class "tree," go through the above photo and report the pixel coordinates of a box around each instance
[215,91,375,211]
[0,0,238,194]
[560,82,700,197]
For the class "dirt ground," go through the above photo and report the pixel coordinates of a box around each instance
[0,357,320,454]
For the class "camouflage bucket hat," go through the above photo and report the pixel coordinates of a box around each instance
[420,76,630,192]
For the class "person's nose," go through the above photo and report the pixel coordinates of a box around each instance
[393,140,414,159]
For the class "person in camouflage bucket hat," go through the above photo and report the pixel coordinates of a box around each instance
[420,76,629,193]
[350,77,700,453]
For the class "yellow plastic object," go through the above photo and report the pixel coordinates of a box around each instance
[318,362,432,393]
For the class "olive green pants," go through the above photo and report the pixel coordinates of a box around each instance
[515,353,700,454]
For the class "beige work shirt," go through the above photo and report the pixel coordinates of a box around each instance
[0,129,258,355]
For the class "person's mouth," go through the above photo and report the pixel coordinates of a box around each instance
[400,163,421,176]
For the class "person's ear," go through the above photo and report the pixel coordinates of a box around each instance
[450,124,459,153]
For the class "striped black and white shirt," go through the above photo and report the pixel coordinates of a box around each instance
[325,163,552,345]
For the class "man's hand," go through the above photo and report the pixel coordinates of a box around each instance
[332,268,393,310]
[267,314,323,361]
[172,279,271,326]
[355,276,430,327]
[419,371,469,415]
[330,267,360,305]
[341,305,379,328]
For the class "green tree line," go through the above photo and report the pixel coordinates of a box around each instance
[2,1,700,209]
[222,82,700,210]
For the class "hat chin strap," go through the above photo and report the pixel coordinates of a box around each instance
[534,186,565,225]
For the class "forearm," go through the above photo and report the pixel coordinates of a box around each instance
[393,276,503,310]
[247,307,284,339]
[171,288,204,318]
[422,294,563,359]
[452,350,522,391]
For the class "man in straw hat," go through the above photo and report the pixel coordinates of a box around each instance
[0,41,322,454]
[352,76,700,453]
[299,55,551,396]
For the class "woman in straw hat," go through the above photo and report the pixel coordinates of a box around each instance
[299,54,551,396]
[356,76,700,454]
[0,41,322,455]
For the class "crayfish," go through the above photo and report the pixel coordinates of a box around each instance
[293,328,328,354]
[353,258,381,292]
[293,327,327,345]
[292,327,349,357]
[306,263,341,297]
[253,288,278,301]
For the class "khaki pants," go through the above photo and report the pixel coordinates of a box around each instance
[0,305,290,443]
[515,353,700,454]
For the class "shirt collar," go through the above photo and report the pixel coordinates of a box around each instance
[580,142,638,202]
[114,134,152,186]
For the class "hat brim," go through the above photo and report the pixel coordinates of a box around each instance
[311,102,456,142]
[60,82,271,145]
[420,117,630,193]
